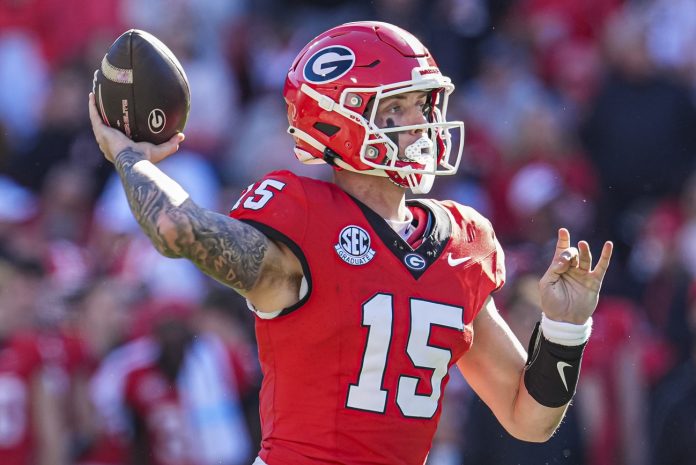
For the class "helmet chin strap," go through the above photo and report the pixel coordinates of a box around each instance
[412,174,435,194]
[387,141,437,194]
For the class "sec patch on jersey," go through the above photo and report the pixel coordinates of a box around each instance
[93,29,190,144]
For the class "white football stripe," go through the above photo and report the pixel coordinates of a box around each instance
[100,55,133,84]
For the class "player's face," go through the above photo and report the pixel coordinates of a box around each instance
[374,91,430,160]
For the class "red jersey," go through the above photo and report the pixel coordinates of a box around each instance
[230,171,505,465]
[0,334,43,465]
[123,365,194,465]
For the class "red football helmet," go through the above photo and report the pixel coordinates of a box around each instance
[283,21,464,194]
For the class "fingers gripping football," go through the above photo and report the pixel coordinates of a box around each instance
[89,93,184,164]
[539,228,613,324]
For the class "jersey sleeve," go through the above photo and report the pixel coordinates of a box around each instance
[443,200,506,320]
[229,170,312,318]
[229,170,309,247]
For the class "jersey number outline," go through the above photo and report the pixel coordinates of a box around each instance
[346,293,463,419]
[231,179,286,211]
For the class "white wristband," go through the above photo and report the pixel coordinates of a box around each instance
[540,313,592,346]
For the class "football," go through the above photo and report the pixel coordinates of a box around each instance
[93,29,190,144]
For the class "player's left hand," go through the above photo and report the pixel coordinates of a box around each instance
[538,228,613,324]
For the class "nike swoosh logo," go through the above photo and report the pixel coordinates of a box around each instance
[447,253,472,267]
[557,361,572,391]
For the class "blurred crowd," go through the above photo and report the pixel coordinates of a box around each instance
[1,0,696,464]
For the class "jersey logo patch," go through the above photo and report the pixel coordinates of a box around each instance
[447,253,472,267]
[335,225,375,265]
[404,253,426,270]
[303,46,355,83]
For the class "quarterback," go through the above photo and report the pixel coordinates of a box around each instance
[89,21,612,465]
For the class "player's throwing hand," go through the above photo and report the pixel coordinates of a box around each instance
[88,93,184,164]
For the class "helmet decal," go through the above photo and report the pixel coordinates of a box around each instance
[303,46,356,83]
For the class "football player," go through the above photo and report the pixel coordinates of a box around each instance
[88,21,613,465]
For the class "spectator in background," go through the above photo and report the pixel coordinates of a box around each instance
[0,175,38,243]
[495,158,598,288]
[581,6,696,284]
[459,35,551,161]
[0,2,121,195]
[651,285,696,465]
[85,296,256,465]
[643,0,696,81]
[0,31,48,149]
[628,200,693,363]
[578,297,657,465]
[197,288,260,448]
[123,302,197,465]
[485,100,599,243]
[6,65,93,193]
[666,172,696,356]
[517,0,621,93]
[66,278,135,463]
[423,0,501,84]
[184,290,259,465]
[84,335,157,465]
[0,253,67,465]
[677,173,696,282]
[0,0,123,70]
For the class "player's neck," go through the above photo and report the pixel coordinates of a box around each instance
[333,170,408,222]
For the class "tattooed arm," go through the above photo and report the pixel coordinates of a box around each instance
[88,92,301,311]
[113,148,303,310]
[113,148,303,309]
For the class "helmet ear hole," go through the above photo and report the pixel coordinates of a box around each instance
[313,122,340,136]
[365,146,379,159]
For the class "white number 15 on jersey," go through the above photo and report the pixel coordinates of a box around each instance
[347,293,463,419]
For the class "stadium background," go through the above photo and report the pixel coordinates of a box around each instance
[1,0,695,464]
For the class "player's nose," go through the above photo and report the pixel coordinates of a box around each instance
[405,108,427,134]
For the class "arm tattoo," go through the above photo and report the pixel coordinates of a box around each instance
[168,206,268,291]
[113,149,268,291]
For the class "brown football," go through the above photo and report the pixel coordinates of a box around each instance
[93,29,190,144]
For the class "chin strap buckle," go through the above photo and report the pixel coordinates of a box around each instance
[322,147,341,166]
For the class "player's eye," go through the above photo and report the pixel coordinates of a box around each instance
[416,96,430,112]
